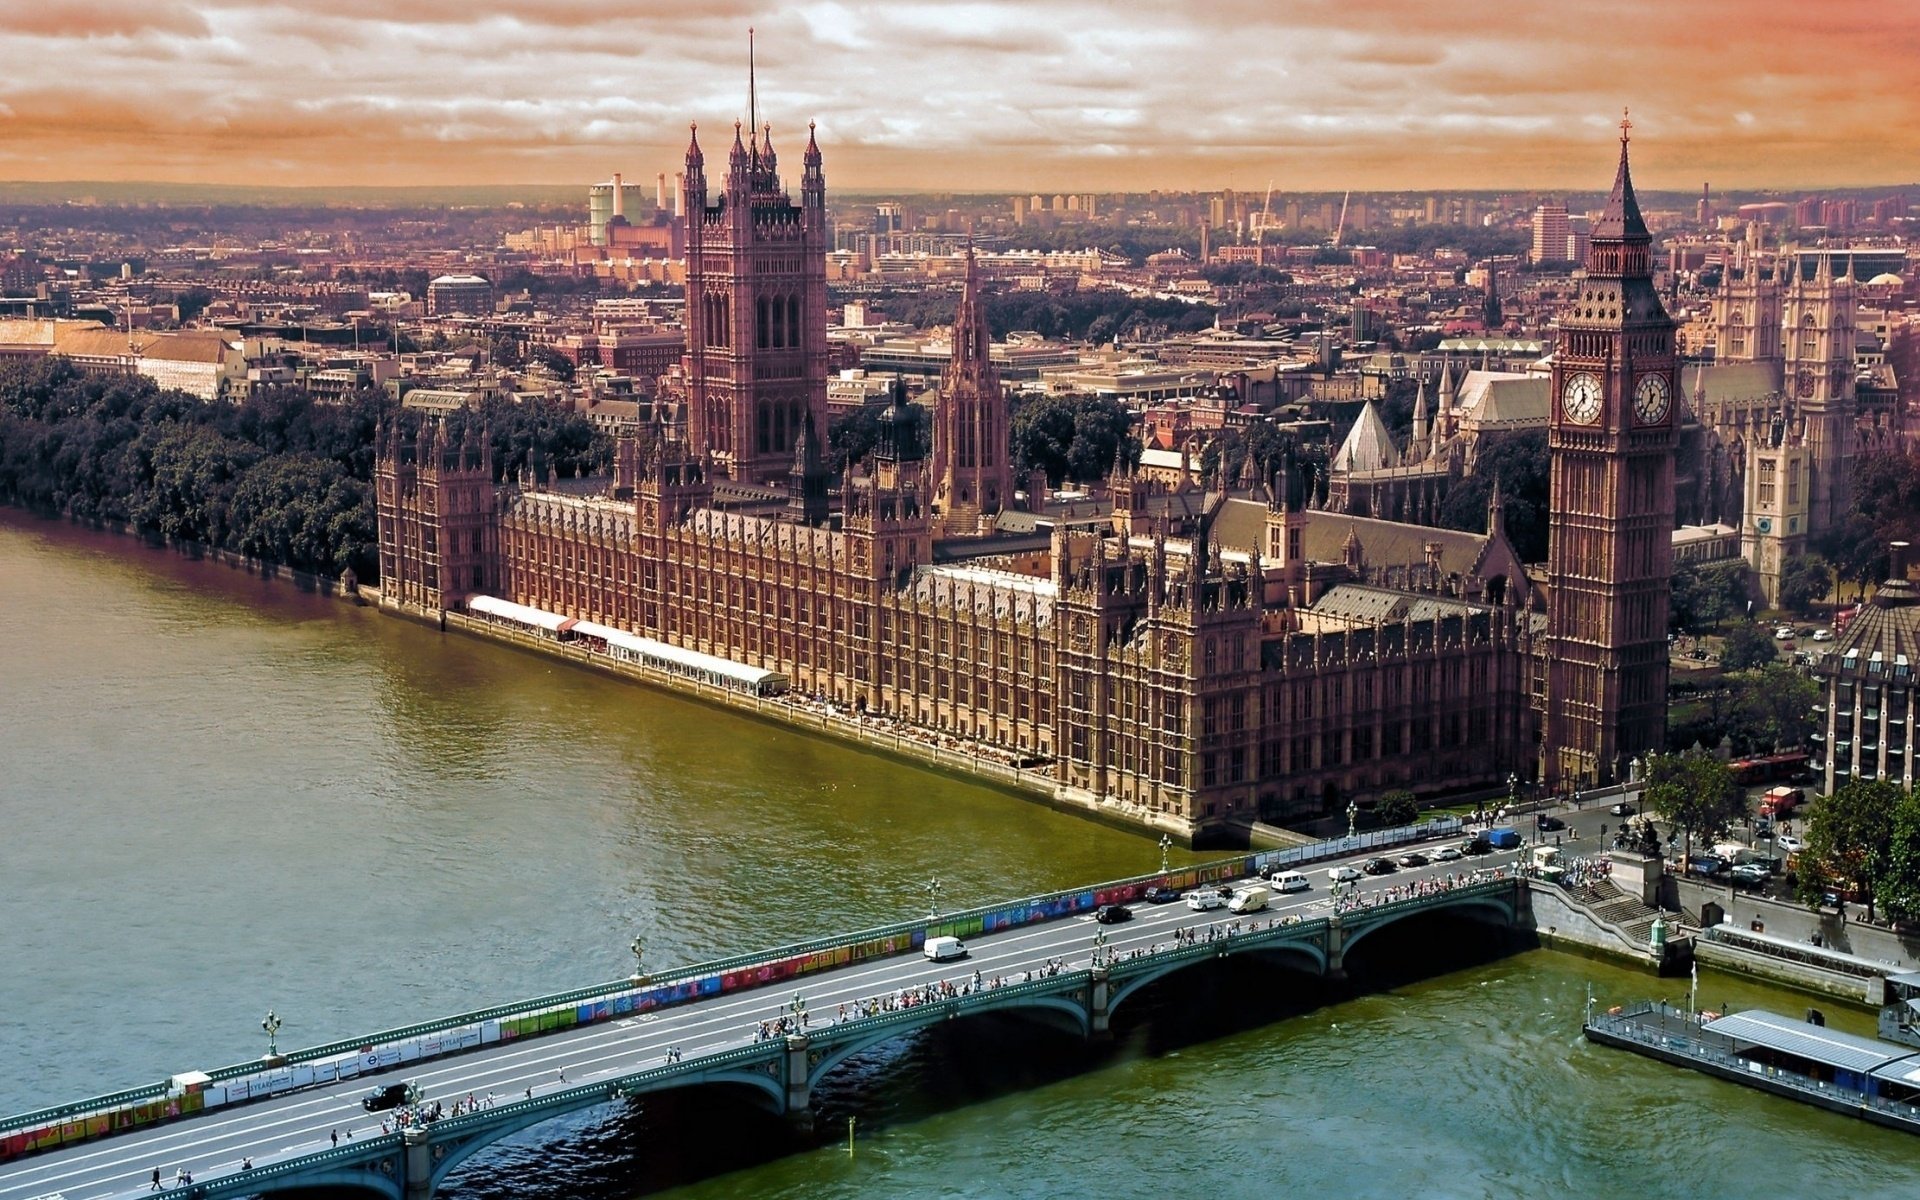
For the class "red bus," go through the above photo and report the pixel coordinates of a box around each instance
[1729,752,1810,787]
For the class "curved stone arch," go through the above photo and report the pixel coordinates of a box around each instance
[1107,940,1328,1017]
[1339,896,1516,961]
[425,1069,789,1190]
[807,995,1093,1090]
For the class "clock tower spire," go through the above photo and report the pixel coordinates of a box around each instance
[1543,114,1677,788]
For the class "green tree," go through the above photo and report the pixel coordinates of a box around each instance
[1797,779,1905,921]
[1724,662,1819,753]
[1436,431,1551,561]
[1375,789,1418,828]
[1878,789,1920,925]
[1642,749,1743,863]
[1718,624,1778,672]
[1776,553,1834,613]
[1670,560,1750,632]
[1010,393,1133,486]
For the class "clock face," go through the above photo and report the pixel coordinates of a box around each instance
[1561,372,1602,425]
[1633,374,1671,424]
[1756,516,1773,533]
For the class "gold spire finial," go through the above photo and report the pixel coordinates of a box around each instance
[1620,107,1632,144]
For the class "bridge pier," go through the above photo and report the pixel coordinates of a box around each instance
[403,1125,433,1200]
[1325,914,1347,982]
[783,1034,814,1132]
[1088,966,1112,1040]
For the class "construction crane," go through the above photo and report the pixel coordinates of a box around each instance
[1256,180,1275,243]
[1331,190,1352,248]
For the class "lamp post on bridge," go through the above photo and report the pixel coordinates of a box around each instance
[1092,927,1108,969]
[630,936,647,983]
[924,877,942,922]
[1158,833,1172,875]
[1346,799,1358,840]
[789,991,807,1029]
[260,1010,282,1060]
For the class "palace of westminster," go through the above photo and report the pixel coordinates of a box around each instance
[378,109,1710,844]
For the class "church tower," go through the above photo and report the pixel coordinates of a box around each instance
[1713,248,1782,364]
[931,242,1012,537]
[680,55,828,486]
[1742,410,1809,607]
[1781,251,1856,536]
[1543,116,1677,788]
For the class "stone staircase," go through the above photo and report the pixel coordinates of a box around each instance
[1569,878,1697,946]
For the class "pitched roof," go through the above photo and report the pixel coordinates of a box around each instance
[1679,361,1783,406]
[1331,399,1396,474]
[1592,135,1649,241]
[1208,498,1509,581]
[1310,583,1488,624]
[1454,370,1548,430]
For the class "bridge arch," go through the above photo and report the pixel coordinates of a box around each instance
[806,993,1093,1090]
[1106,940,1327,1018]
[425,1069,789,1190]
[1338,894,1517,962]
[246,1167,402,1200]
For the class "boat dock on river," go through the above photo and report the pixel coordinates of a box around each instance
[1585,1000,1920,1136]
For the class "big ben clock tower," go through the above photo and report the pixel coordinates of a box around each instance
[1544,114,1676,788]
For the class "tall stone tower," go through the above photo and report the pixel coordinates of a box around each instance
[1742,412,1810,607]
[1782,251,1856,535]
[1713,249,1782,364]
[1543,118,1677,788]
[680,104,828,485]
[374,418,494,613]
[931,243,1012,537]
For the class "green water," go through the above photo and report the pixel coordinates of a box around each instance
[1,509,1914,1199]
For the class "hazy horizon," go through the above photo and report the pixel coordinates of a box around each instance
[1,2,1915,195]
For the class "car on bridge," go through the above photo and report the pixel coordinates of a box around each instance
[362,1082,418,1112]
[1460,836,1494,856]
[1432,845,1463,862]
[1095,903,1134,925]
[1396,852,1429,868]
[1362,857,1397,876]
[1143,885,1180,904]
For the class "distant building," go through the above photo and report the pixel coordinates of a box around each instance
[1530,203,1570,264]
[1813,542,1919,794]
[426,275,493,317]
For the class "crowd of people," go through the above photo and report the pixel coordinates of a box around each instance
[1331,867,1515,915]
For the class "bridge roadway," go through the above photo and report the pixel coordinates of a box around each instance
[0,847,1530,1200]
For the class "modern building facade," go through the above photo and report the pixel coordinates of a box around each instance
[1813,543,1919,793]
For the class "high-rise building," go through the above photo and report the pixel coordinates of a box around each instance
[679,118,828,484]
[1543,122,1676,787]
[1530,202,1570,264]
[1794,196,1823,228]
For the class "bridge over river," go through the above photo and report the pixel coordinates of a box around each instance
[1,845,1528,1200]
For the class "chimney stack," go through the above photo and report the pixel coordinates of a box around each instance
[611,172,624,219]
[1893,541,1911,582]
[673,172,686,218]
[656,172,667,211]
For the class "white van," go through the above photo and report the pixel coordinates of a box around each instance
[923,935,966,962]
[1328,865,1363,884]
[1271,871,1310,893]
[1184,890,1224,912]
[1228,885,1271,914]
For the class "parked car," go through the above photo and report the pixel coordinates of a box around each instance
[363,1082,416,1112]
[1362,856,1397,876]
[1776,833,1807,855]
[1432,845,1464,862]
[1811,628,1833,642]
[1142,885,1180,904]
[1095,903,1133,925]
[1609,801,1636,817]
[1396,852,1430,868]
[1730,862,1771,888]
[1773,627,1795,641]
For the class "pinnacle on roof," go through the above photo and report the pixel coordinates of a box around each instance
[685,122,702,164]
[804,121,821,163]
[1592,108,1650,241]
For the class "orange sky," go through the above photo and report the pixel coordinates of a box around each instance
[1,0,1915,193]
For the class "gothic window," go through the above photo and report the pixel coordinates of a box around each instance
[757,297,770,349]
[1758,459,1776,506]
[1787,460,1800,504]
[787,296,801,348]
[1800,313,1818,358]
[1727,311,1746,355]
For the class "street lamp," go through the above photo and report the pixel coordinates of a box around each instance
[924,877,942,921]
[1346,799,1358,839]
[1158,833,1173,875]
[629,936,646,982]
[789,992,807,1023]
[1506,772,1518,817]
[1092,927,1109,968]
[260,1010,282,1059]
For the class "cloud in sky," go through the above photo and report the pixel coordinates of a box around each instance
[0,0,1914,191]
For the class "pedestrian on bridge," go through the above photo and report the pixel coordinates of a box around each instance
[150,1166,161,1190]
[331,1129,339,1148]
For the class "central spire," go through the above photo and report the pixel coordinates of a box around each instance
[747,27,758,170]
[1593,106,1649,240]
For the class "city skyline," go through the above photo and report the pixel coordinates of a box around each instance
[3,1,1916,193]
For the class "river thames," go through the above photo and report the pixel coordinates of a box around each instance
[3,509,1917,1199]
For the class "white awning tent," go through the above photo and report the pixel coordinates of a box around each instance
[463,597,783,694]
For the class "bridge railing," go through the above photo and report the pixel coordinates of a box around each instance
[0,817,1469,1156]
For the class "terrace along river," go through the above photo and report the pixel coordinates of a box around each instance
[3,509,1916,1200]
